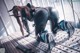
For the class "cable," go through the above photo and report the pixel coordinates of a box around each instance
[61,0,66,21]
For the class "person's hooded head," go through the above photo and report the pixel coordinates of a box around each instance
[26,3,32,9]
[26,3,35,12]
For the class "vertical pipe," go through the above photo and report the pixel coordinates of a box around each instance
[53,0,56,8]
[42,0,44,7]
[71,0,76,27]
[12,0,16,5]
[0,13,9,36]
[61,0,67,29]
[21,0,24,6]
[30,0,32,4]
[3,0,16,32]
[61,0,66,21]
[47,0,49,6]
[36,0,39,7]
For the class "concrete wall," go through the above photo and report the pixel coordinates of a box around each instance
[0,13,7,39]
[0,0,16,38]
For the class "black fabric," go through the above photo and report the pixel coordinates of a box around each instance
[59,20,68,30]
[21,8,27,17]
[27,3,31,8]
[38,30,49,43]
[21,8,33,21]
[58,20,75,36]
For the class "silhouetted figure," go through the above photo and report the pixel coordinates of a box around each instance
[26,3,59,36]
[26,3,58,50]
[8,6,24,35]
[9,5,32,36]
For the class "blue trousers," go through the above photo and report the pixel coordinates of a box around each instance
[34,8,58,35]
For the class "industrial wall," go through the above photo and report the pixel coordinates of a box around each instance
[0,0,19,38]
[0,0,80,38]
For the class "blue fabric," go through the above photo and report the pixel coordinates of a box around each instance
[39,30,48,43]
[59,20,67,30]
[34,8,58,35]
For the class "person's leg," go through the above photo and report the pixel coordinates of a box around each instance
[16,18,24,35]
[21,8,30,35]
[49,11,58,34]
[22,19,30,34]
[34,9,49,36]
[25,20,30,34]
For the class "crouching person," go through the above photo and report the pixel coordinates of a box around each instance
[26,3,59,50]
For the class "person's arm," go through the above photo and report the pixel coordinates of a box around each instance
[8,8,13,12]
[10,15,21,17]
